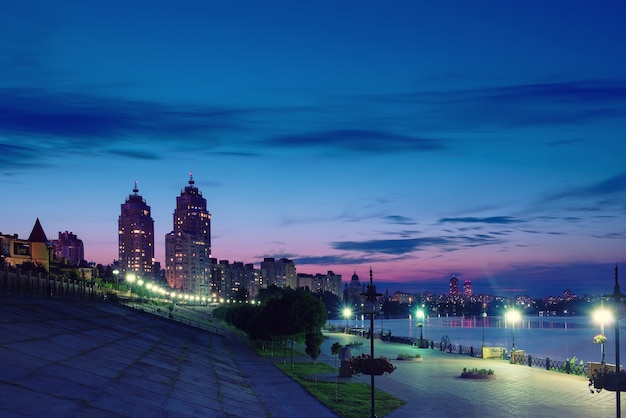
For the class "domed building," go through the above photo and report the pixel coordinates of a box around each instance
[343,270,367,302]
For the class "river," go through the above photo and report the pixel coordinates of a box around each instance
[328,315,625,364]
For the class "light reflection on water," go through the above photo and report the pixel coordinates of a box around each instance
[329,315,626,364]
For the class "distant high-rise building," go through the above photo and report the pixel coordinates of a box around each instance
[261,257,296,288]
[51,231,84,266]
[261,257,277,286]
[449,275,459,297]
[278,258,297,288]
[463,279,473,297]
[165,173,211,295]
[118,182,155,278]
[296,270,342,296]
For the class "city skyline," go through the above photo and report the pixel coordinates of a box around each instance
[1,2,625,298]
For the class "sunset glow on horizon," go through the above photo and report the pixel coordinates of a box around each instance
[2,1,625,297]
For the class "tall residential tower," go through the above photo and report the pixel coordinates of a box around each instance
[118,182,155,278]
[165,173,212,295]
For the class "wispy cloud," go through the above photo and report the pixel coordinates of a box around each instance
[294,254,390,266]
[0,87,252,172]
[331,234,504,255]
[0,87,245,141]
[264,129,446,154]
[383,215,417,225]
[365,78,626,130]
[546,172,626,201]
[438,216,524,224]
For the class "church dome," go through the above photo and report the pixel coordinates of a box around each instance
[349,271,361,289]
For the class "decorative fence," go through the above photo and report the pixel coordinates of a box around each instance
[0,267,108,302]
[334,325,586,375]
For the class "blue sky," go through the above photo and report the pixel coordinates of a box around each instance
[1,1,625,297]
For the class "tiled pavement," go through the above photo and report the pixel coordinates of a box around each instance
[1,297,624,417]
[318,331,625,418]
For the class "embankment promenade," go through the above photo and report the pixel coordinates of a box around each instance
[1,297,624,417]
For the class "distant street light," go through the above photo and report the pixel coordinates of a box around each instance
[593,305,613,364]
[482,311,487,348]
[126,273,136,298]
[602,265,625,418]
[505,309,521,352]
[416,309,425,341]
[342,307,352,331]
[113,269,119,287]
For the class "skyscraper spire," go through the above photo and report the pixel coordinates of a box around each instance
[118,183,154,277]
[165,175,211,295]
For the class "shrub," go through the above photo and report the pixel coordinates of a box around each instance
[397,353,421,359]
[551,356,585,376]
[462,367,494,375]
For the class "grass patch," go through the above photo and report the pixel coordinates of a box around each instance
[251,341,307,359]
[275,362,405,418]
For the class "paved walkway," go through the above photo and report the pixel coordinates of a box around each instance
[318,332,625,417]
[1,298,624,417]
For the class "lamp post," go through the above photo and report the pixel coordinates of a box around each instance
[603,265,625,418]
[482,311,487,348]
[113,269,119,287]
[593,305,612,364]
[416,309,425,341]
[342,307,352,333]
[126,273,136,299]
[505,309,521,353]
[362,268,381,418]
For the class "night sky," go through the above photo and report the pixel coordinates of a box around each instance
[2,1,625,297]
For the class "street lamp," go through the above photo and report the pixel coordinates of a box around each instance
[603,265,625,418]
[416,309,425,341]
[113,269,119,287]
[342,307,352,332]
[505,308,521,352]
[126,273,136,299]
[593,305,613,364]
[361,268,381,418]
[482,311,487,348]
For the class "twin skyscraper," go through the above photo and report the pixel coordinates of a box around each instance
[118,173,211,295]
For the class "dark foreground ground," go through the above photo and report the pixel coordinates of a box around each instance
[1,297,623,417]
[0,298,336,417]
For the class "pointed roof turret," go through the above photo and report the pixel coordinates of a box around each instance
[133,180,139,195]
[28,218,48,243]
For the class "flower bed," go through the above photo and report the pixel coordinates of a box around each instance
[396,353,422,362]
[460,367,495,380]
[589,369,626,392]
[349,354,396,376]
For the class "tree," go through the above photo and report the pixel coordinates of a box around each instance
[305,329,323,362]
[263,289,327,370]
[331,342,342,367]
[316,291,342,319]
[305,329,324,383]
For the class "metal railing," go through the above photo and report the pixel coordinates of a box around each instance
[336,325,587,375]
